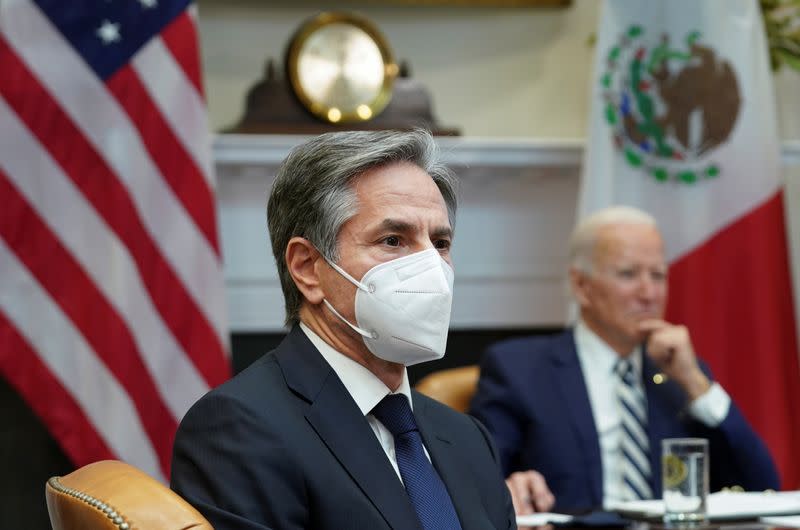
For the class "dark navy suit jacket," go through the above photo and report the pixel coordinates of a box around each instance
[469,330,779,512]
[171,326,516,530]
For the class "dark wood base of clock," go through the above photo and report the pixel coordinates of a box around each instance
[229,122,461,137]
[225,61,460,137]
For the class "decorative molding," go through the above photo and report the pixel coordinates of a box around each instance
[214,134,800,169]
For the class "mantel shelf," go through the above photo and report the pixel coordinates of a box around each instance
[214,134,800,171]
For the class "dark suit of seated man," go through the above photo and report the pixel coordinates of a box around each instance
[469,206,779,515]
[171,129,516,530]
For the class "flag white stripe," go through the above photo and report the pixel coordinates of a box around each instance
[1,0,227,346]
[0,239,163,481]
[0,97,210,420]
[133,36,214,187]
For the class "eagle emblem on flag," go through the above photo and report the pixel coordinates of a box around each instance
[601,25,742,184]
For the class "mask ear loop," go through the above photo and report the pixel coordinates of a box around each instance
[322,300,378,339]
[326,259,371,292]
[321,256,378,339]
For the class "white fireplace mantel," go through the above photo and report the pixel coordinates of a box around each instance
[215,135,800,333]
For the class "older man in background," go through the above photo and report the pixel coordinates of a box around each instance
[470,205,779,514]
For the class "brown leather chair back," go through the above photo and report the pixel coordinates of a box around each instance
[45,460,213,530]
[415,365,480,412]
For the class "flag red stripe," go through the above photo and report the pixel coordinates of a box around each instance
[0,37,229,388]
[107,66,219,255]
[0,310,117,466]
[666,192,800,488]
[0,171,175,475]
[160,10,205,99]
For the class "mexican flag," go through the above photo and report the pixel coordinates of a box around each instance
[580,0,800,488]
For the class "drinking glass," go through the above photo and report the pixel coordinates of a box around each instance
[662,438,709,526]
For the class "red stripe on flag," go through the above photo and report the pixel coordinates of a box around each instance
[0,37,230,388]
[0,310,116,466]
[160,10,205,99]
[107,66,220,256]
[0,171,176,475]
[667,192,800,489]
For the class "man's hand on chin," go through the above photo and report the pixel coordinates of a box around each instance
[639,319,711,400]
[505,470,555,515]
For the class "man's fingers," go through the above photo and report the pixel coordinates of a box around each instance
[506,470,556,514]
[637,318,669,334]
[533,490,555,512]
[646,324,691,361]
[529,470,556,512]
[509,490,533,516]
[506,472,535,515]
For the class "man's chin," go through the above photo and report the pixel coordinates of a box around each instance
[625,322,654,342]
[629,313,663,325]
[632,309,662,316]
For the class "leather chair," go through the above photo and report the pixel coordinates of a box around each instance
[45,460,213,530]
[414,364,480,412]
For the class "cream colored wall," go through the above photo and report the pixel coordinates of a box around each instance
[197,0,800,138]
[197,0,599,138]
[198,0,800,330]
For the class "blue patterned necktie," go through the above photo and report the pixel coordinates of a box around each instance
[371,394,462,530]
[615,358,653,500]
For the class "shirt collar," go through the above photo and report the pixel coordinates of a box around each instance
[299,322,413,415]
[574,320,642,378]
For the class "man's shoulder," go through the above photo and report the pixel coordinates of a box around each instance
[196,326,317,406]
[212,350,284,400]
[178,349,296,430]
[483,328,574,364]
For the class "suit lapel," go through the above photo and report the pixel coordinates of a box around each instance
[413,393,493,530]
[549,331,604,506]
[276,327,421,530]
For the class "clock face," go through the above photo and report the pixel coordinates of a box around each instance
[287,13,397,123]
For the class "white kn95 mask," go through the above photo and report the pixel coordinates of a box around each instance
[322,248,454,366]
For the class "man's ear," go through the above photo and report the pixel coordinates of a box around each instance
[285,237,325,305]
[569,266,591,308]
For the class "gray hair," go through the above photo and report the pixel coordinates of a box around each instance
[267,129,458,326]
[568,205,658,273]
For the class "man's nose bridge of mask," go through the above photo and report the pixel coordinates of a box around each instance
[357,249,442,290]
[389,249,442,282]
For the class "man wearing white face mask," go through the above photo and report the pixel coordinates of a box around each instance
[171,129,516,530]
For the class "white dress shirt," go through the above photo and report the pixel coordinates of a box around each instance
[573,321,731,507]
[300,322,426,483]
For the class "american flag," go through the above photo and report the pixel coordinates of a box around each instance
[0,0,230,482]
